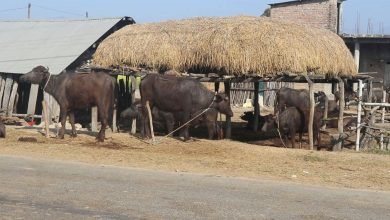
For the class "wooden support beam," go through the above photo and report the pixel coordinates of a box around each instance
[304,75,314,150]
[7,80,18,117]
[130,76,137,134]
[1,75,13,111]
[380,89,387,150]
[91,107,98,132]
[0,75,5,110]
[322,95,329,130]
[42,100,50,138]
[27,84,39,115]
[356,80,363,151]
[146,101,155,142]
[334,77,345,151]
[224,81,232,139]
[253,81,260,132]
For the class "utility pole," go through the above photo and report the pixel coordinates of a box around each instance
[28,3,31,19]
[85,11,88,18]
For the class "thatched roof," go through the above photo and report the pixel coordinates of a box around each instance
[93,16,357,77]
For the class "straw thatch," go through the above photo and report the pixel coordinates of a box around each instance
[93,16,357,77]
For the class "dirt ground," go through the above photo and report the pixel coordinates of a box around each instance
[1,124,390,191]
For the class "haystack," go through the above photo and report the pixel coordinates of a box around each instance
[93,16,357,77]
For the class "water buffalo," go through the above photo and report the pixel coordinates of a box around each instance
[140,74,233,140]
[240,111,273,130]
[0,118,5,138]
[274,87,326,114]
[334,90,357,109]
[262,107,304,148]
[262,106,324,149]
[20,66,116,142]
[121,103,224,139]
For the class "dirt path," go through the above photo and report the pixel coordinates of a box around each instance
[1,126,390,191]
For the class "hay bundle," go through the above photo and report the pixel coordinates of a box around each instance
[93,16,357,77]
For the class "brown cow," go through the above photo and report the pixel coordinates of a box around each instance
[20,66,116,142]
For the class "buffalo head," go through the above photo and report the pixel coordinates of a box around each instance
[260,114,277,133]
[213,93,233,117]
[20,66,50,85]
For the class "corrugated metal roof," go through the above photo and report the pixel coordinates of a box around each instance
[0,17,133,75]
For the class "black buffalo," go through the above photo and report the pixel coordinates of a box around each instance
[20,66,116,142]
[140,74,233,140]
[262,106,324,149]
[274,87,326,114]
[334,90,357,109]
[240,111,273,130]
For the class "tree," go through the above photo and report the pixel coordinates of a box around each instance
[261,8,270,17]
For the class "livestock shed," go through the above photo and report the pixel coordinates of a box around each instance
[0,17,135,122]
[92,16,366,150]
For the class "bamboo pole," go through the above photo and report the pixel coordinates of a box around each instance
[356,80,363,151]
[224,81,232,139]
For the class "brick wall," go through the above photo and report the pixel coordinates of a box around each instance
[270,0,338,33]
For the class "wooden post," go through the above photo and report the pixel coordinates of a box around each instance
[42,100,50,138]
[1,75,13,111]
[334,77,345,151]
[146,101,155,142]
[253,81,260,132]
[322,95,329,130]
[224,81,232,139]
[380,89,387,150]
[112,109,117,133]
[0,75,5,110]
[91,107,98,132]
[367,80,373,103]
[130,76,137,134]
[355,80,363,151]
[304,75,314,150]
[7,80,18,117]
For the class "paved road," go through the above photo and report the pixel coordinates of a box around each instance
[0,155,389,220]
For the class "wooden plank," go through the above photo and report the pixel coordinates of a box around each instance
[7,80,18,117]
[91,107,98,132]
[355,80,363,151]
[27,84,39,115]
[1,75,13,111]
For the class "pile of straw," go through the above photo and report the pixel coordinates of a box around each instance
[93,16,357,77]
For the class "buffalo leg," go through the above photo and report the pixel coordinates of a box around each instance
[181,112,191,141]
[291,129,296,149]
[206,121,216,140]
[97,105,107,142]
[58,109,67,139]
[69,111,77,137]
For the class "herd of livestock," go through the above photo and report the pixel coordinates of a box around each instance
[1,65,387,149]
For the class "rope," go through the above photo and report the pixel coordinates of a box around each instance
[275,113,288,148]
[149,94,217,144]
[43,72,51,91]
